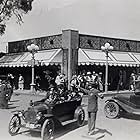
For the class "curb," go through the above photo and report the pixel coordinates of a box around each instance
[13,90,47,97]
[13,90,131,97]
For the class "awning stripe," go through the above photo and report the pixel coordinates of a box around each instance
[0,49,62,67]
[78,49,140,67]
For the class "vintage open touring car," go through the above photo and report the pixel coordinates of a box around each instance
[8,91,85,140]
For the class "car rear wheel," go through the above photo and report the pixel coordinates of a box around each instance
[8,115,21,136]
[75,106,85,127]
[41,119,54,140]
[104,101,119,119]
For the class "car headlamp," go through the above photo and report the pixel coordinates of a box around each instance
[6,94,8,97]
[36,112,42,120]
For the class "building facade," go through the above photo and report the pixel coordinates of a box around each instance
[0,29,140,90]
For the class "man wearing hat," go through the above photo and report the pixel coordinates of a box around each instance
[91,71,96,83]
[55,73,65,89]
[85,71,92,89]
[76,83,104,135]
[45,84,58,103]
[86,71,92,80]
[70,75,79,92]
[134,73,140,94]
[129,73,136,91]
[97,72,103,92]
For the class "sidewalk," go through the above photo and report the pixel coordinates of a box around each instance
[13,89,47,96]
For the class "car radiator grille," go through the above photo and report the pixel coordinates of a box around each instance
[24,109,37,123]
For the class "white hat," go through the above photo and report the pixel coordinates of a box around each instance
[87,71,91,75]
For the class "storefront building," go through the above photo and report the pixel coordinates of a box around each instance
[0,30,140,90]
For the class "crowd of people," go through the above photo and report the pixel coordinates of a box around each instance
[44,71,104,97]
[40,71,104,103]
[0,73,24,90]
[70,71,104,93]
[4,70,140,93]
[2,70,104,92]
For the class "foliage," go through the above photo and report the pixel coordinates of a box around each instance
[0,0,34,35]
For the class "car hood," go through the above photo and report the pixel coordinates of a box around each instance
[114,94,131,102]
[31,103,49,112]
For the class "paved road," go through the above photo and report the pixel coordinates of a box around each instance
[0,92,140,140]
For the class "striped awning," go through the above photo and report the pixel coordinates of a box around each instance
[78,48,140,67]
[0,49,62,67]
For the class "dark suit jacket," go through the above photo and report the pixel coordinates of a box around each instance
[79,87,100,112]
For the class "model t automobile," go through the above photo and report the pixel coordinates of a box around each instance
[8,90,85,140]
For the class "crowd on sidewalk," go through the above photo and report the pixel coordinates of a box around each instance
[4,70,140,93]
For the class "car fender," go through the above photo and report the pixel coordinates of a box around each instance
[11,110,23,113]
[43,114,54,119]
[105,98,129,112]
[9,111,22,124]
[42,114,54,124]
[105,98,119,104]
[74,106,84,119]
[11,110,24,117]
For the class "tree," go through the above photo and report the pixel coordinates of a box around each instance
[0,0,34,35]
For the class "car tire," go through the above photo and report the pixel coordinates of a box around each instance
[104,101,120,119]
[8,114,21,136]
[74,106,85,127]
[41,118,54,140]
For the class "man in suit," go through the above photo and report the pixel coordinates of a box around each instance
[76,84,104,135]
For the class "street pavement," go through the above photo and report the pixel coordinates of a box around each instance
[0,90,140,140]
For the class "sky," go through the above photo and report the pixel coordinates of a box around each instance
[0,0,140,52]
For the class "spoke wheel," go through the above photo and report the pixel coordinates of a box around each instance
[104,101,119,119]
[75,107,85,127]
[8,115,21,136]
[41,119,54,140]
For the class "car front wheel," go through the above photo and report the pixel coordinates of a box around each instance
[75,106,85,127]
[104,101,119,119]
[8,115,21,136]
[41,119,54,140]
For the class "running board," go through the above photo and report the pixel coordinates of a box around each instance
[61,119,77,126]
[132,112,140,115]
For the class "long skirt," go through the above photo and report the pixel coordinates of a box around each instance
[18,83,24,90]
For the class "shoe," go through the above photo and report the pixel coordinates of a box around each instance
[50,136,54,139]
[88,131,96,135]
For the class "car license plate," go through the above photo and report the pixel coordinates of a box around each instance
[26,123,35,129]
